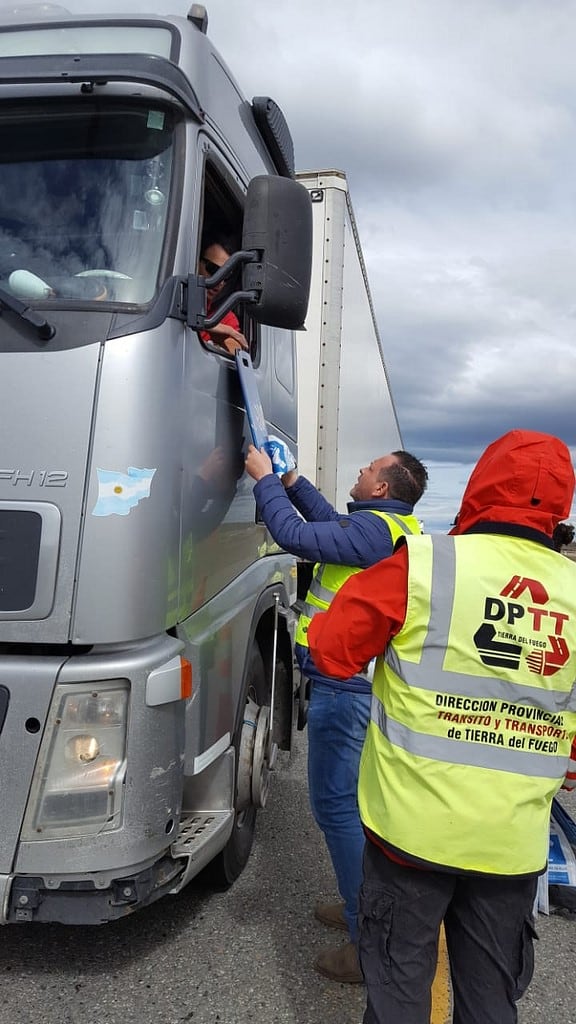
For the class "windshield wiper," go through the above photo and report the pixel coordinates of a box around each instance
[0,285,55,343]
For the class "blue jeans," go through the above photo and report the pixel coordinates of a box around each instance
[307,681,371,943]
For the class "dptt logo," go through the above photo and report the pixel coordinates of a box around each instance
[500,575,548,604]
[473,576,570,676]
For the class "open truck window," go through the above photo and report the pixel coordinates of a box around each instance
[0,100,178,307]
[196,158,259,361]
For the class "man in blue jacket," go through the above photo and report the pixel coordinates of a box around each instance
[245,444,428,983]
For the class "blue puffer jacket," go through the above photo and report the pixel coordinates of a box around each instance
[253,474,418,691]
[253,474,415,565]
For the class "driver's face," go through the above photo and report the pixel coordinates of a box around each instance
[199,243,230,302]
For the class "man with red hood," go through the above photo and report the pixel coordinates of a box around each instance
[308,430,576,1024]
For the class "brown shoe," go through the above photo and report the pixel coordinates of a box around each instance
[314,941,364,984]
[313,901,347,932]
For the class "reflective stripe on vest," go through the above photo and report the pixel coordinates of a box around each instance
[295,510,421,649]
[358,532,576,875]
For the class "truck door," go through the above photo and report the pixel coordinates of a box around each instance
[178,142,265,620]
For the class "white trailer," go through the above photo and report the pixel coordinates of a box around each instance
[295,170,402,508]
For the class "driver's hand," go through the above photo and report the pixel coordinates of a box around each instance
[206,323,249,354]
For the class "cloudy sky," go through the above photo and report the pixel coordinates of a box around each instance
[205,0,576,529]
[7,0,576,529]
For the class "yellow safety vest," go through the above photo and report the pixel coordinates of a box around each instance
[359,533,576,875]
[295,510,421,649]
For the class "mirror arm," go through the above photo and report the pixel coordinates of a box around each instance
[202,290,259,329]
[186,249,262,330]
[203,249,260,289]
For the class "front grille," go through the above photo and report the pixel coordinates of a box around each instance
[0,509,41,611]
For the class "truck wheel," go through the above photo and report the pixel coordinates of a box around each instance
[207,643,269,887]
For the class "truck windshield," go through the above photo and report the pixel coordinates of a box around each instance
[0,101,177,306]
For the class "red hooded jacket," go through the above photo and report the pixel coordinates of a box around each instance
[449,429,574,537]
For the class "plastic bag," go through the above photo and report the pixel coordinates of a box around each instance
[537,798,576,913]
[263,435,296,476]
[548,799,576,910]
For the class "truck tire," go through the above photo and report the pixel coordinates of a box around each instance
[206,643,268,887]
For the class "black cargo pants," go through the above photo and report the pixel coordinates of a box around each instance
[359,840,538,1024]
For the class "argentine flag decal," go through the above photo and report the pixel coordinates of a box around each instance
[92,467,156,517]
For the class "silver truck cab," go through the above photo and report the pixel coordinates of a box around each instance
[0,2,312,923]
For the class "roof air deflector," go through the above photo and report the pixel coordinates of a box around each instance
[0,52,204,121]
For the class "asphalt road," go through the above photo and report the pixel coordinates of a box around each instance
[0,732,574,1024]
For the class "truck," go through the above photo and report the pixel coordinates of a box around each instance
[0,2,401,925]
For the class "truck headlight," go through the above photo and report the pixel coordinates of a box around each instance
[65,735,100,763]
[22,681,128,840]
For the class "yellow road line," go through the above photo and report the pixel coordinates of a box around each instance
[430,924,452,1024]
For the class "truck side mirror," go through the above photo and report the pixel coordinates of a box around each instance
[241,175,312,330]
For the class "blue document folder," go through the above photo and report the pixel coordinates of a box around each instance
[235,350,269,450]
